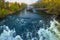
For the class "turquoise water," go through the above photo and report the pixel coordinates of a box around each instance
[0,9,52,40]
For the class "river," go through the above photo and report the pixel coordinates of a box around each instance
[0,8,53,40]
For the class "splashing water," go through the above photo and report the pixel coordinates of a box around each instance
[0,25,23,40]
[0,8,53,40]
[37,20,60,40]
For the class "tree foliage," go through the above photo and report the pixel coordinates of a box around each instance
[0,0,27,18]
[9,2,20,11]
[33,0,60,15]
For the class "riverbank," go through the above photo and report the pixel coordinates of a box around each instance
[0,9,23,19]
[0,1,27,19]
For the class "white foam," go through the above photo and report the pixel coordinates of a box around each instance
[0,25,23,40]
[37,20,60,40]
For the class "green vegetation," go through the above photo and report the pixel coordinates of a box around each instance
[33,0,60,15]
[0,0,27,18]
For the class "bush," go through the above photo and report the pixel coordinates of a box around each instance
[33,0,60,15]
[0,8,9,18]
[0,1,27,18]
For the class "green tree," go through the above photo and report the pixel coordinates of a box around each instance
[4,2,9,9]
[33,0,60,15]
[0,1,27,18]
[0,0,4,8]
[0,8,9,18]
